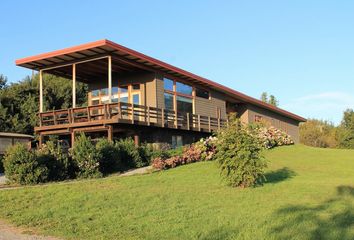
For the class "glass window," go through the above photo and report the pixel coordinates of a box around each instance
[112,98,118,103]
[196,88,209,99]
[172,135,183,149]
[120,96,129,103]
[92,90,99,97]
[176,82,192,95]
[164,78,174,91]
[133,94,140,105]
[101,88,108,96]
[164,93,174,110]
[132,84,140,90]
[112,87,118,95]
[177,96,192,113]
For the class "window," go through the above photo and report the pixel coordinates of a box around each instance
[196,88,209,99]
[177,96,193,113]
[164,93,174,110]
[101,88,108,96]
[172,135,183,149]
[92,90,100,97]
[92,100,100,105]
[112,87,118,95]
[164,78,174,91]
[132,94,140,105]
[119,86,128,93]
[255,115,263,122]
[176,82,192,95]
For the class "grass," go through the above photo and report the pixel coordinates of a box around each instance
[0,145,353,240]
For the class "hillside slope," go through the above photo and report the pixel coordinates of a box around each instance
[0,145,353,240]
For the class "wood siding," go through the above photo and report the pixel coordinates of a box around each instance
[194,91,227,119]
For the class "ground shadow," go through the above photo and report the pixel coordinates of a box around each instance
[271,185,354,240]
[264,167,296,184]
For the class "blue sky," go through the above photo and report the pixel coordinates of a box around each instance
[1,0,353,124]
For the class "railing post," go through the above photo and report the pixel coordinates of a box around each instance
[198,114,201,131]
[161,108,165,127]
[131,104,135,124]
[175,111,178,128]
[39,113,42,127]
[147,106,151,126]
[118,102,122,120]
[104,104,107,119]
[208,116,211,132]
[218,118,221,130]
[187,113,190,130]
[87,107,91,121]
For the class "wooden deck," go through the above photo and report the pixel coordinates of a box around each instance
[36,102,227,133]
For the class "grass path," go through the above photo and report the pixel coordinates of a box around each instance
[0,145,353,239]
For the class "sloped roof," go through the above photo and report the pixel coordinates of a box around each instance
[16,39,306,122]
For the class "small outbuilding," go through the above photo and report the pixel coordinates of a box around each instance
[0,132,33,155]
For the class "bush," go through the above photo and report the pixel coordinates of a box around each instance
[37,141,72,180]
[71,133,102,178]
[115,138,151,169]
[96,138,122,174]
[256,126,294,149]
[214,114,267,188]
[300,119,338,148]
[3,144,49,185]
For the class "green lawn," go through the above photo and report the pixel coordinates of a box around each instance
[0,145,353,240]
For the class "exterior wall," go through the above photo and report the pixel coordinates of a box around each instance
[0,137,31,154]
[194,90,227,119]
[155,74,165,109]
[246,104,300,143]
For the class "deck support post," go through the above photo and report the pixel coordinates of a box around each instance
[39,70,43,113]
[71,131,75,148]
[107,125,113,142]
[38,133,43,148]
[134,134,140,146]
[108,56,112,103]
[72,64,76,108]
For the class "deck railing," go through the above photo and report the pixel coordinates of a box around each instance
[38,102,227,132]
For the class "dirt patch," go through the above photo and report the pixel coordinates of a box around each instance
[0,220,60,240]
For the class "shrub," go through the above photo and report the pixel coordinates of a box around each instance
[115,138,151,169]
[257,126,294,149]
[300,119,338,148]
[195,136,218,161]
[214,114,267,188]
[71,133,102,178]
[96,138,123,174]
[3,144,49,185]
[37,141,72,180]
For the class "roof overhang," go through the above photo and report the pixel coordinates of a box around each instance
[16,39,306,122]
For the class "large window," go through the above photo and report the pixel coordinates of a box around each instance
[196,88,210,99]
[164,77,194,113]
[177,96,193,113]
[164,93,174,110]
[164,78,174,91]
[90,84,141,106]
[172,135,183,149]
[176,82,192,95]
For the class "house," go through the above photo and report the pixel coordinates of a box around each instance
[15,39,306,148]
[0,132,33,155]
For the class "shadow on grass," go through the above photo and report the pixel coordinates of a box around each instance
[264,167,296,184]
[271,185,354,240]
[199,226,238,240]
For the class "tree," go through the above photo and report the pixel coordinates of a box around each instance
[0,74,7,90]
[260,92,279,106]
[269,95,279,107]
[261,92,268,103]
[337,109,354,149]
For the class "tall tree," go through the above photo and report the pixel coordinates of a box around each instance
[260,92,268,103]
[0,74,7,90]
[269,95,279,107]
[338,109,354,149]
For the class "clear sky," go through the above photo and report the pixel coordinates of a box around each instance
[1,0,353,124]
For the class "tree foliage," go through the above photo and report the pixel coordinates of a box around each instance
[337,109,354,149]
[214,114,267,188]
[0,73,87,135]
[260,92,279,107]
[300,119,338,148]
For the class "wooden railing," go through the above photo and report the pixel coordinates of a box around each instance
[38,102,227,132]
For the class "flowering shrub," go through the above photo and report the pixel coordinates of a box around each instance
[195,136,218,161]
[257,126,294,149]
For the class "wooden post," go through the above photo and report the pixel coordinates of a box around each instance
[198,115,201,131]
[208,116,211,132]
[131,104,134,124]
[134,134,140,146]
[38,133,43,147]
[39,70,43,113]
[53,110,57,125]
[147,106,151,126]
[118,102,122,119]
[71,131,75,148]
[218,118,221,130]
[187,113,190,130]
[39,113,43,127]
[72,64,76,108]
[108,56,112,103]
[161,108,165,127]
[175,111,178,128]
[107,125,113,142]
[68,109,72,123]
[87,107,91,121]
